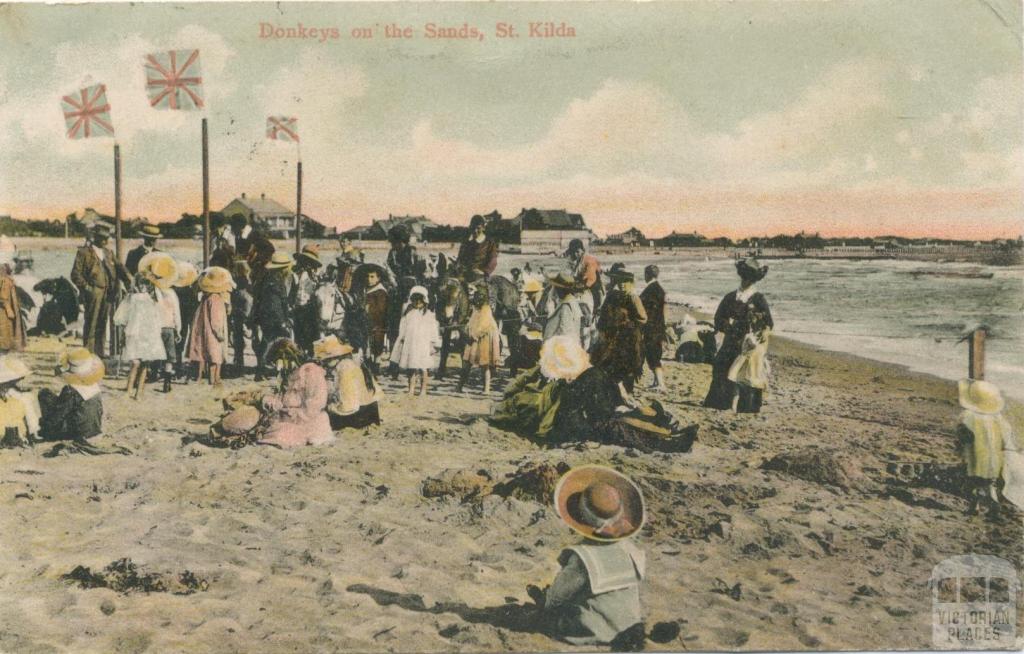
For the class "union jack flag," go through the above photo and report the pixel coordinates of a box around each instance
[267,116,299,142]
[61,84,114,139]
[144,49,205,110]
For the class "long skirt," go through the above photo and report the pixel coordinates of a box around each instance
[329,402,381,430]
[703,345,739,410]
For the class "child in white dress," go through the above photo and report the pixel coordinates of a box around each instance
[389,286,440,395]
[113,276,165,399]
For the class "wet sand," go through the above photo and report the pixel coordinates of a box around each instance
[0,320,1020,653]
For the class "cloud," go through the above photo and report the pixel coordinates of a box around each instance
[14,25,235,156]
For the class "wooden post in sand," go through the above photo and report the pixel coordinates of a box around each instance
[111,143,122,358]
[968,327,987,380]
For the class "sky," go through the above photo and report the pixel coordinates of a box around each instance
[0,1,1021,239]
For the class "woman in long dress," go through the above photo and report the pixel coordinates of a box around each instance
[0,264,25,353]
[703,259,773,413]
[589,268,647,401]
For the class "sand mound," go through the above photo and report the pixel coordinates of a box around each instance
[491,462,570,504]
[760,448,863,490]
[421,469,494,502]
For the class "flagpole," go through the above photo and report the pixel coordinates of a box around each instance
[112,141,123,359]
[295,158,302,254]
[114,142,123,261]
[202,117,210,268]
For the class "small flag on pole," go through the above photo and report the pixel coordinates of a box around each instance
[144,49,205,110]
[267,116,299,142]
[61,84,114,139]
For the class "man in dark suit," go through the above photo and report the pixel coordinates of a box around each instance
[124,224,162,276]
[70,224,129,356]
[640,264,667,390]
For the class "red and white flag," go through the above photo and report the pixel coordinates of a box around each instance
[61,84,114,139]
[267,116,299,142]
[144,49,205,110]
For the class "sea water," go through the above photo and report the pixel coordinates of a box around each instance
[20,242,1024,400]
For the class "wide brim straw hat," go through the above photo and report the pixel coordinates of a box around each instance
[736,259,769,283]
[547,271,581,291]
[138,252,179,289]
[294,244,323,267]
[0,356,30,385]
[264,252,294,270]
[198,266,235,294]
[313,335,354,361]
[539,335,590,381]
[174,261,199,288]
[958,379,1005,415]
[220,405,261,435]
[523,278,543,294]
[139,224,162,239]
[59,347,105,386]
[554,465,645,542]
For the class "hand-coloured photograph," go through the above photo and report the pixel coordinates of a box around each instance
[0,1,1021,652]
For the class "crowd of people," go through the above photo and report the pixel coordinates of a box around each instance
[0,217,1019,648]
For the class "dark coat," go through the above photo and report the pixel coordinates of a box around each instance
[125,245,157,276]
[704,289,773,410]
[38,385,103,441]
[640,281,666,341]
[251,272,290,333]
[590,289,647,385]
[455,238,498,279]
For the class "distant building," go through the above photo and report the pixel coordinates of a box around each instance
[340,214,438,244]
[220,193,329,240]
[601,227,647,246]
[492,208,594,252]
[653,231,709,247]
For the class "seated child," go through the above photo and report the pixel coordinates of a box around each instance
[0,356,39,446]
[539,465,647,647]
[38,348,104,442]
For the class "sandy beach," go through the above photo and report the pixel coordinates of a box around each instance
[0,306,1020,653]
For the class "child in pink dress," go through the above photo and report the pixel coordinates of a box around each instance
[187,267,233,386]
[257,340,333,448]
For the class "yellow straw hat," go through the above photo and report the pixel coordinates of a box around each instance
[554,465,645,542]
[198,266,235,294]
[59,347,105,386]
[523,278,543,294]
[137,252,179,289]
[539,335,590,381]
[265,252,293,270]
[958,379,1005,415]
[0,356,30,385]
[173,261,199,288]
[139,224,162,239]
[294,244,323,268]
[313,335,354,361]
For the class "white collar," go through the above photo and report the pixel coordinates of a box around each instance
[70,383,102,400]
[366,283,385,293]
[91,245,105,260]
[736,285,757,302]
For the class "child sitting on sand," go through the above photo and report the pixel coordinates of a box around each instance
[114,275,165,399]
[458,286,500,394]
[257,338,334,449]
[389,286,439,396]
[956,379,1021,516]
[38,348,104,442]
[0,356,39,446]
[531,465,647,648]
